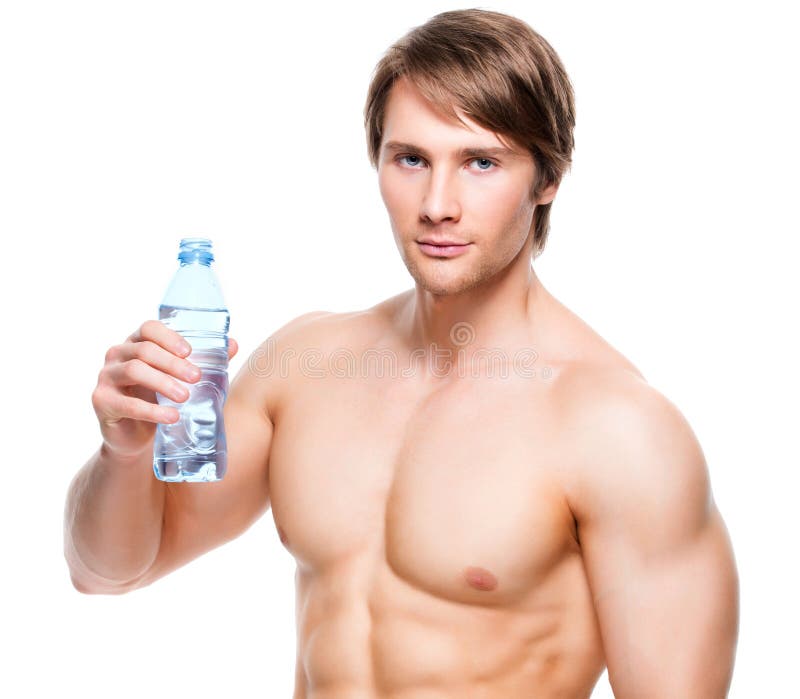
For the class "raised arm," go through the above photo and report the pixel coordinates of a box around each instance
[567,374,739,698]
[64,320,238,593]
[127,310,332,591]
[65,311,327,594]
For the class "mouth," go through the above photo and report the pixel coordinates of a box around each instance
[416,240,472,258]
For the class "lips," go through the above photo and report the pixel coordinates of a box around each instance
[416,240,472,258]
[417,238,469,246]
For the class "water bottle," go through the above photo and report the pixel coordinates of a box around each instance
[153,237,230,482]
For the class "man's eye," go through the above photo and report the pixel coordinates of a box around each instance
[470,158,497,171]
[397,155,423,167]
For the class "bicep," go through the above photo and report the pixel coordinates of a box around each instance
[570,378,739,697]
[582,504,739,698]
[130,347,274,590]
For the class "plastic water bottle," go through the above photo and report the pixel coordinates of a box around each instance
[153,237,230,482]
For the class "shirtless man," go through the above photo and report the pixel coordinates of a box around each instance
[63,9,739,698]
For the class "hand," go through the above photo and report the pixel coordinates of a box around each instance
[91,320,239,460]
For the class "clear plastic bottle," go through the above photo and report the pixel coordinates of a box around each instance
[153,237,230,482]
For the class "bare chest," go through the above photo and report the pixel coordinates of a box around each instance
[267,371,579,608]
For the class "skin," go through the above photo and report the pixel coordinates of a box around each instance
[76,77,740,697]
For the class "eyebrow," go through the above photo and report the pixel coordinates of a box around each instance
[382,140,520,160]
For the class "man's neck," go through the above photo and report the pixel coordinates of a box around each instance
[401,259,550,379]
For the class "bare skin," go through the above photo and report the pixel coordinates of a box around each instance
[66,76,738,697]
[109,279,736,697]
[269,287,623,698]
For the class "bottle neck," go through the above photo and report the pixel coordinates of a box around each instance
[179,255,213,266]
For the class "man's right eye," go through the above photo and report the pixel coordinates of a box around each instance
[396,154,424,168]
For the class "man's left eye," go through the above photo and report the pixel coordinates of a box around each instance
[399,155,422,167]
[471,158,496,171]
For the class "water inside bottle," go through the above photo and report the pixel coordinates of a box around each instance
[153,303,230,482]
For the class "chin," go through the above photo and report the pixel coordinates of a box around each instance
[406,258,488,297]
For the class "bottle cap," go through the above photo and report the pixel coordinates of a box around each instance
[178,237,214,265]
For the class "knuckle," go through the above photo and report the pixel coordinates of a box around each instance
[122,358,144,378]
[141,319,158,335]
[141,319,165,341]
[133,340,155,362]
[91,387,104,410]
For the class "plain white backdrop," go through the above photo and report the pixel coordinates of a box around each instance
[1,0,797,696]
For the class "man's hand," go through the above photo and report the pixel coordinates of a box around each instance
[92,319,238,459]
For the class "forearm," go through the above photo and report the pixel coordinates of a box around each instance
[64,442,166,593]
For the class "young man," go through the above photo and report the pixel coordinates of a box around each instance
[65,9,739,698]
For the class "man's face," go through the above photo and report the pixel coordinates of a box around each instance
[377,77,555,297]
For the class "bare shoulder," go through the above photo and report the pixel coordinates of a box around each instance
[540,289,646,380]
[262,301,394,356]
[252,302,396,411]
[553,364,712,530]
[554,370,739,695]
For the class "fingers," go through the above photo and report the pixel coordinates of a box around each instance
[127,319,238,361]
[108,357,191,402]
[94,387,179,425]
[112,339,202,386]
[97,320,238,426]
[127,319,192,356]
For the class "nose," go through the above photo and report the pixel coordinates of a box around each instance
[419,168,462,224]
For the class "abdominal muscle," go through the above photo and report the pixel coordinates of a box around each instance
[292,546,605,699]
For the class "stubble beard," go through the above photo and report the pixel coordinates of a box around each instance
[402,244,502,298]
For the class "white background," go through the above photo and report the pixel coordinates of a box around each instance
[1,0,797,696]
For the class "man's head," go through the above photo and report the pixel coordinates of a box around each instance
[364,9,576,296]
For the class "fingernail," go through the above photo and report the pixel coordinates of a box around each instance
[178,341,191,355]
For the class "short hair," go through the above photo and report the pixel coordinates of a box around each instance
[364,9,576,259]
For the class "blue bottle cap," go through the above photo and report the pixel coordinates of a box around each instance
[178,237,214,265]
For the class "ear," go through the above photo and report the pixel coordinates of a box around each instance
[536,180,560,206]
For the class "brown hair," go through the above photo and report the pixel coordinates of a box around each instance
[364,8,576,259]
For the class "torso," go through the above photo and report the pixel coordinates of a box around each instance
[264,290,644,698]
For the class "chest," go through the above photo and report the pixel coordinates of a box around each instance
[267,373,578,607]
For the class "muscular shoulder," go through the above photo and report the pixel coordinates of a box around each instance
[554,365,712,532]
[263,303,392,358]
[249,305,392,406]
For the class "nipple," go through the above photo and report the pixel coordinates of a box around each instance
[464,566,498,592]
[277,525,290,547]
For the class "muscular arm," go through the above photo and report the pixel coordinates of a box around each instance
[568,375,739,697]
[127,311,330,591]
[64,336,272,594]
[64,443,166,593]
[65,311,328,594]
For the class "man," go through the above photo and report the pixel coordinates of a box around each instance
[64,8,739,698]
